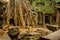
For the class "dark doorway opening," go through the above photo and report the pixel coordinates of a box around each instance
[45,16,50,24]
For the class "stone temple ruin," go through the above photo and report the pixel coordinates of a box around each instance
[0,0,60,40]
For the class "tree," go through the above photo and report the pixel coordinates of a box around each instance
[0,1,7,28]
[55,0,60,26]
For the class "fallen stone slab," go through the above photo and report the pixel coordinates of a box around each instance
[39,29,60,40]
[0,29,11,40]
[46,24,60,32]
[0,33,11,40]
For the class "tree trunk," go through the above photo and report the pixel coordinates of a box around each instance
[26,1,35,27]
[56,11,60,30]
[40,13,43,25]
[50,15,53,25]
[6,0,10,28]
[19,1,26,28]
[13,0,17,26]
[43,13,45,27]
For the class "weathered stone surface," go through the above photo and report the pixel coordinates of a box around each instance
[0,29,10,40]
[46,24,60,32]
[40,29,60,40]
[0,33,11,40]
[8,26,20,36]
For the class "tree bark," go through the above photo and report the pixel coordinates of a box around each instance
[6,0,10,28]
[19,1,26,28]
[13,0,17,26]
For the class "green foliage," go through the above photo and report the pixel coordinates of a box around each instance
[0,0,5,2]
[31,0,54,14]
[56,4,60,8]
[42,5,54,13]
[29,0,33,4]
[55,0,60,8]
[55,0,60,3]
[0,0,2,2]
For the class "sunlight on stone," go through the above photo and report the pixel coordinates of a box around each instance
[3,0,9,2]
